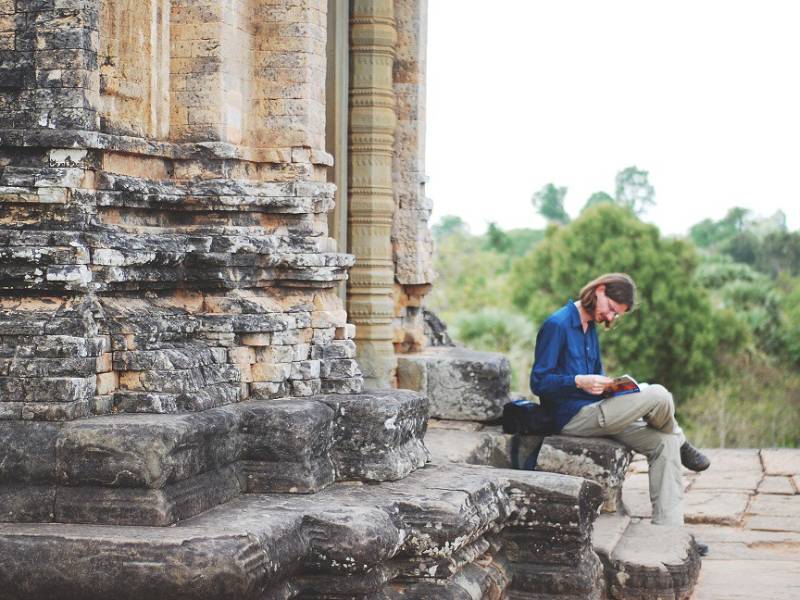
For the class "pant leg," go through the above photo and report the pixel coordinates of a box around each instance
[560,386,686,527]
[562,384,684,442]
[612,421,684,527]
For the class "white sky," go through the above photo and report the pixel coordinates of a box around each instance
[425,0,800,236]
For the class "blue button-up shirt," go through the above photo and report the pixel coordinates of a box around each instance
[530,300,605,431]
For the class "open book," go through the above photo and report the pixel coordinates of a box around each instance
[603,374,640,398]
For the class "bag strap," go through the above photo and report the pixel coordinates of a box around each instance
[510,434,521,469]
[523,444,540,470]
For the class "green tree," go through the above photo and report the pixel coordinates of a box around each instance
[504,228,546,257]
[508,203,745,401]
[532,183,570,225]
[428,221,509,319]
[614,166,655,215]
[582,191,615,212]
[755,230,800,277]
[689,207,752,248]
[432,215,469,241]
[484,222,511,253]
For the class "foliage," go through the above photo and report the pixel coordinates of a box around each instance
[682,352,800,448]
[451,308,536,393]
[694,255,762,289]
[432,215,469,240]
[583,191,615,212]
[484,222,511,253]
[508,204,746,401]
[780,277,800,368]
[614,166,655,215]
[428,223,510,317]
[755,230,800,277]
[689,207,753,248]
[531,183,570,225]
[427,216,545,395]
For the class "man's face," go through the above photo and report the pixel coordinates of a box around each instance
[594,285,629,329]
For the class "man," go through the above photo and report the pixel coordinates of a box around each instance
[530,273,710,550]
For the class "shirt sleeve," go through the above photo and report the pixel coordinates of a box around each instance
[530,318,579,398]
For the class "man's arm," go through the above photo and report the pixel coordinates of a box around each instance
[530,319,578,397]
[531,319,612,398]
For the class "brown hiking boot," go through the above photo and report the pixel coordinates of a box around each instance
[680,441,710,472]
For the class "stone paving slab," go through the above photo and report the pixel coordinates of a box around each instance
[688,470,762,492]
[685,491,752,526]
[747,493,799,516]
[745,515,800,533]
[757,475,796,495]
[687,522,800,545]
[701,449,762,472]
[686,450,800,600]
[690,559,800,600]
[761,448,800,476]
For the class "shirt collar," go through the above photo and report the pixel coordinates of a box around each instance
[566,299,591,330]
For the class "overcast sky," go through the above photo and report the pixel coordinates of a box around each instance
[425,0,800,236]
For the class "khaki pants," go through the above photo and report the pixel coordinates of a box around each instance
[561,384,686,527]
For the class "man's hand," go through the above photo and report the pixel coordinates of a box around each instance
[575,374,613,395]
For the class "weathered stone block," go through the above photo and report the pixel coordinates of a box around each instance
[595,520,701,600]
[397,347,510,421]
[0,421,61,483]
[55,409,241,488]
[319,390,429,482]
[236,399,335,494]
[536,435,632,514]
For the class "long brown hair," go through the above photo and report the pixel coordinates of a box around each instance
[579,273,637,315]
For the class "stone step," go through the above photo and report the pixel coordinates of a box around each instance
[592,515,702,600]
[425,425,631,513]
[536,435,632,514]
[397,347,510,421]
[0,391,428,526]
[0,462,605,600]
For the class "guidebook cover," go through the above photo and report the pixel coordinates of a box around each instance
[603,374,640,397]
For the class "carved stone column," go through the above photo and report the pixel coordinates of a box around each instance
[348,0,398,388]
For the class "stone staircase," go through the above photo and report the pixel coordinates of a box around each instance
[418,353,703,600]
[0,408,606,599]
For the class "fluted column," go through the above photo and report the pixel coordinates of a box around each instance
[348,0,397,388]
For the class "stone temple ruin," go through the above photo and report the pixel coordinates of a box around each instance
[0,1,701,598]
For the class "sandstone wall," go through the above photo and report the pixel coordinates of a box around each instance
[0,0,361,421]
[392,0,434,355]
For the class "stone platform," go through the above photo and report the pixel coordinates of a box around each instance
[623,448,800,600]
[424,422,709,599]
[0,391,429,526]
[0,462,605,599]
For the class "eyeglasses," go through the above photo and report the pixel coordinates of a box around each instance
[607,299,626,319]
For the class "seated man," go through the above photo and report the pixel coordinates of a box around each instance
[530,273,710,549]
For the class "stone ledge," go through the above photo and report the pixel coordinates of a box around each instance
[0,463,603,600]
[0,391,429,525]
[593,517,701,600]
[425,426,631,513]
[0,128,335,165]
